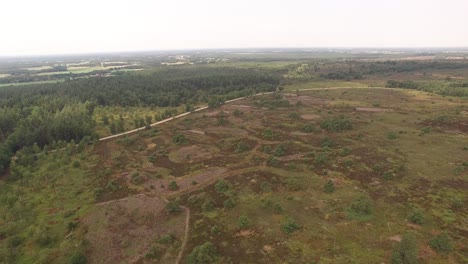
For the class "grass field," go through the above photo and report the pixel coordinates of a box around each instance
[0,80,64,87]
[23,65,53,71]
[34,65,138,76]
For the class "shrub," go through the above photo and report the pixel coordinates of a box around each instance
[289,112,300,120]
[320,117,352,132]
[387,131,398,140]
[235,141,249,153]
[391,233,418,264]
[201,199,215,211]
[273,203,284,214]
[169,181,179,191]
[237,215,250,229]
[158,233,176,244]
[429,233,453,254]
[263,128,273,139]
[70,252,87,264]
[284,177,302,191]
[273,144,287,157]
[232,109,243,117]
[267,156,279,166]
[187,242,218,264]
[72,160,81,168]
[145,245,161,259]
[260,182,272,192]
[349,196,373,217]
[131,172,143,185]
[281,218,300,234]
[301,123,315,133]
[323,180,335,193]
[223,198,236,209]
[383,170,395,181]
[214,179,229,193]
[314,152,329,165]
[321,137,335,148]
[172,134,187,144]
[210,225,221,235]
[165,201,181,214]
[148,154,156,162]
[407,207,425,225]
[340,147,351,156]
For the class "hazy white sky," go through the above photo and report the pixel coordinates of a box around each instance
[1,0,468,56]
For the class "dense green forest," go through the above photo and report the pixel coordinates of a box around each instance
[0,66,279,174]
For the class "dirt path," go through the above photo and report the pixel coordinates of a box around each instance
[99,92,274,142]
[98,87,391,142]
[175,205,190,264]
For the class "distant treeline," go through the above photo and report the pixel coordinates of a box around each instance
[0,66,279,174]
[386,80,468,97]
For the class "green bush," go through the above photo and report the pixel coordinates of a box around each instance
[235,141,249,153]
[273,144,287,157]
[323,180,335,193]
[232,109,243,117]
[165,201,181,214]
[260,182,272,192]
[158,233,176,244]
[391,233,418,264]
[172,134,187,145]
[70,252,87,264]
[215,179,229,193]
[237,215,250,229]
[289,112,301,120]
[210,225,221,235]
[383,170,395,181]
[267,156,279,166]
[387,131,398,140]
[169,181,179,191]
[187,242,218,264]
[314,152,329,165]
[348,196,373,218]
[201,199,215,211]
[320,117,352,132]
[223,198,236,209]
[263,128,273,139]
[407,207,425,225]
[301,123,316,133]
[429,233,453,254]
[273,203,284,214]
[281,218,300,234]
[321,137,335,148]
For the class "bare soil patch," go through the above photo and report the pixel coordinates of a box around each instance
[169,145,219,163]
[300,114,320,120]
[290,131,310,136]
[355,107,393,112]
[84,194,185,264]
[285,94,327,106]
[205,127,249,136]
[144,167,229,195]
[421,119,468,133]
[185,129,205,135]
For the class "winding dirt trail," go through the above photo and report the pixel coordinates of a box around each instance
[175,205,190,264]
[99,92,274,141]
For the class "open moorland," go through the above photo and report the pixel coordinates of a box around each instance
[0,50,467,264]
[91,88,467,263]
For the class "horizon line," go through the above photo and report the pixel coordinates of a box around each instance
[1,46,468,59]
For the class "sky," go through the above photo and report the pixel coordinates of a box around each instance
[1,0,468,56]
